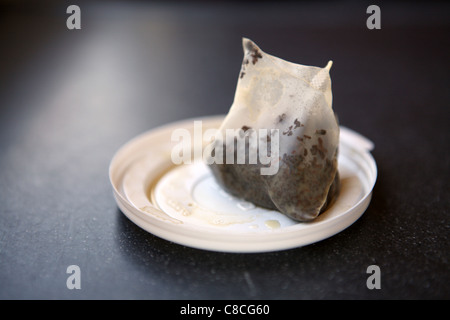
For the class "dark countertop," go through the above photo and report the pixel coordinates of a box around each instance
[0,1,448,300]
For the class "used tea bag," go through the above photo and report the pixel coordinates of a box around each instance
[207,38,340,222]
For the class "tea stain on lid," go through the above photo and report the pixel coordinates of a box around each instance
[237,201,256,211]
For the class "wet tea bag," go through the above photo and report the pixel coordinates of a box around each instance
[206,38,340,222]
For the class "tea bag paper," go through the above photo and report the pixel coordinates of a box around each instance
[207,38,340,222]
